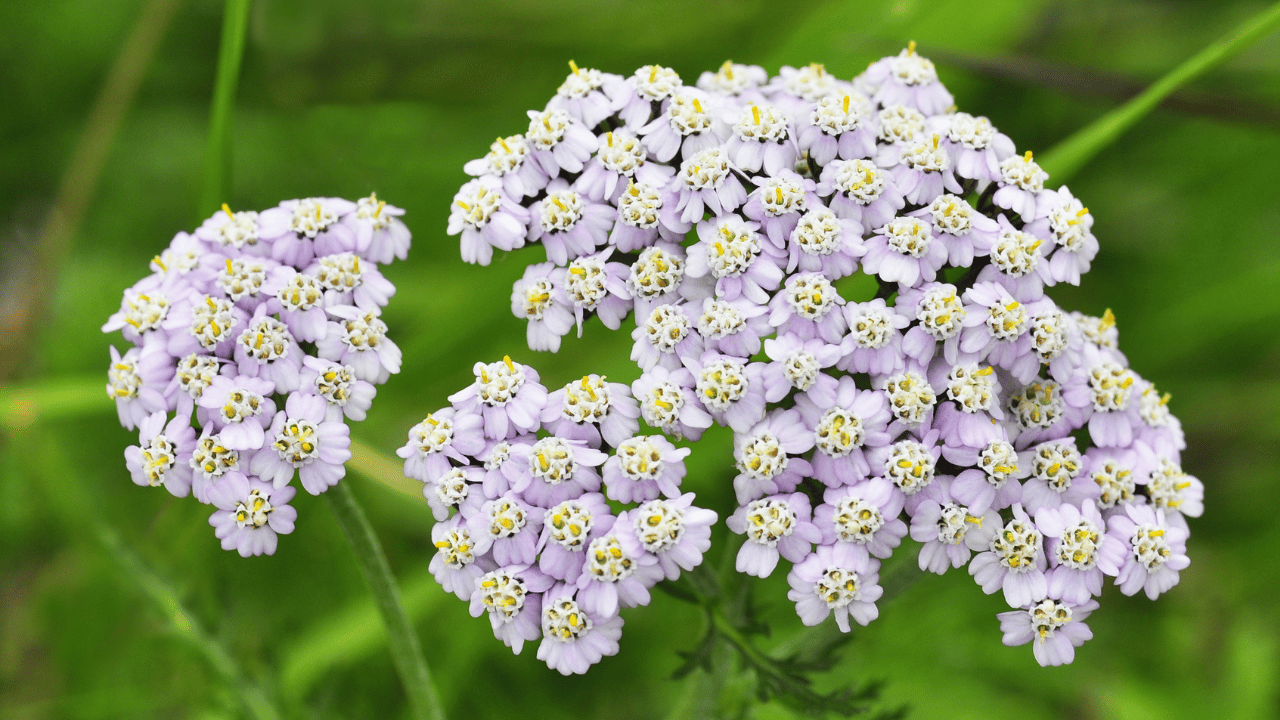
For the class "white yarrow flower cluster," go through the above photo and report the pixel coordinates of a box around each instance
[401,359,717,675]
[104,195,410,556]
[452,49,1198,668]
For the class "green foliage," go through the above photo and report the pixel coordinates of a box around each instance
[3,1,1280,719]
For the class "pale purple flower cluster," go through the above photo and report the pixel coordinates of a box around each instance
[454,49,1199,668]
[104,195,410,556]
[401,357,717,675]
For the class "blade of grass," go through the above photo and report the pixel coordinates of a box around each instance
[1039,1,1280,184]
[198,0,252,218]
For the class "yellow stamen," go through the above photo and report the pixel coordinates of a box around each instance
[966,515,983,526]
[976,366,994,376]
[606,131,613,147]
[568,59,579,75]
[581,376,596,400]
[842,95,849,113]
[751,105,761,125]
[426,414,439,426]
[1159,392,1171,406]
[654,399,672,410]
[1148,529,1164,538]
[1005,301,1020,311]
[152,255,166,271]
[649,66,657,83]
[932,134,940,149]
[907,40,916,55]
[222,203,235,219]
[374,200,386,217]
[692,98,702,113]
[503,355,515,371]
[1100,308,1116,331]
[721,60,734,79]
[552,196,567,211]
[569,267,586,276]
[775,187,784,204]
[225,258,234,273]
[497,136,510,152]
[1023,150,1033,162]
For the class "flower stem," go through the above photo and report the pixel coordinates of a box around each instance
[198,0,252,217]
[1040,1,1280,183]
[324,481,447,720]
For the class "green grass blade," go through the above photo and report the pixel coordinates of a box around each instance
[1040,1,1280,183]
[198,0,252,217]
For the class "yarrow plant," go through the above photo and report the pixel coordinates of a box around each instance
[451,45,1200,668]
[400,360,717,675]
[103,195,410,556]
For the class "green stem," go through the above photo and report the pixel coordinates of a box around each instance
[324,482,447,720]
[198,0,252,217]
[1040,1,1280,183]
[710,608,774,671]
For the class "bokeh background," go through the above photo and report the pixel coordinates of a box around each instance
[2,0,1279,718]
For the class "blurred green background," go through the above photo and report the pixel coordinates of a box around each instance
[2,0,1279,718]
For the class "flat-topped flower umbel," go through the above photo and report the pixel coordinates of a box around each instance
[104,195,412,556]
[448,46,1197,670]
